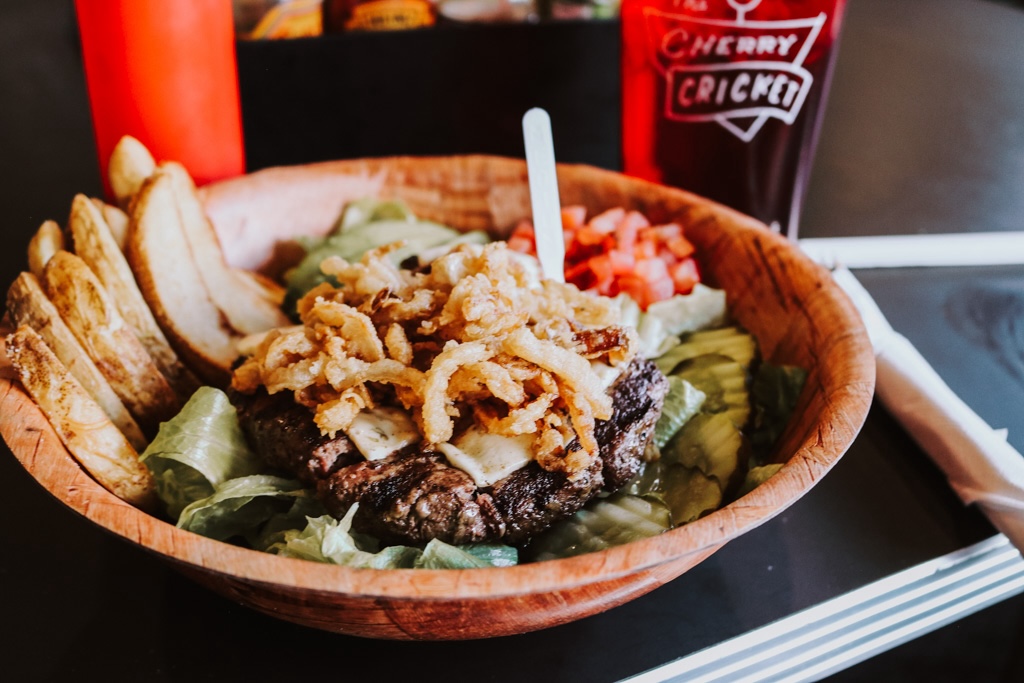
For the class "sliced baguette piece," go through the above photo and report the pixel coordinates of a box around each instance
[41,250,181,432]
[234,268,286,307]
[126,170,237,385]
[69,193,200,401]
[27,220,64,279]
[108,135,156,209]
[5,272,148,451]
[161,161,290,335]
[91,197,130,249]
[5,325,157,511]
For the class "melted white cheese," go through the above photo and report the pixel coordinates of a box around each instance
[438,428,535,488]
[590,360,623,390]
[344,407,421,461]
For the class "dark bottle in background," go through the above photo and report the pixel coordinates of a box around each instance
[621,0,846,238]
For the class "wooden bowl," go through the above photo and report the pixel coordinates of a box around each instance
[0,156,874,640]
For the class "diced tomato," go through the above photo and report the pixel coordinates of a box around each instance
[616,274,649,309]
[670,258,700,294]
[588,207,626,234]
[575,226,610,247]
[608,248,635,274]
[635,258,674,299]
[587,254,615,294]
[615,211,648,254]
[507,221,536,253]
[561,205,587,231]
[507,234,533,253]
[667,236,696,259]
[565,260,596,291]
[511,205,702,310]
[566,239,604,264]
[511,220,534,238]
[566,229,583,247]
[633,239,657,261]
[648,223,683,241]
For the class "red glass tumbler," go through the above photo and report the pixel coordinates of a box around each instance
[75,0,245,196]
[621,0,846,238]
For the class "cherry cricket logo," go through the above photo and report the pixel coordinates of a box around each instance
[643,0,826,142]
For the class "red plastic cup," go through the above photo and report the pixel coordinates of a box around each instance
[621,0,846,239]
[75,0,245,196]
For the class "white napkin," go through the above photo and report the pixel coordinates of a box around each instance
[800,232,1024,269]
[831,267,1024,551]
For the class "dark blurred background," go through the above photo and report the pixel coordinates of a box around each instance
[2,2,1024,681]
[3,0,1024,286]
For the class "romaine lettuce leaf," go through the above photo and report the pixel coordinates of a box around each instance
[140,387,263,519]
[267,505,517,569]
[252,495,329,551]
[416,540,519,569]
[337,198,416,231]
[176,475,310,542]
[270,506,427,568]
[644,284,728,335]
[457,544,519,568]
[637,284,728,357]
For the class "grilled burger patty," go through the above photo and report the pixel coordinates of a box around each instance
[231,358,668,546]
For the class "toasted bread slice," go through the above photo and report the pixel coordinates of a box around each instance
[6,324,157,510]
[126,171,237,385]
[69,194,200,401]
[27,220,64,279]
[161,161,290,335]
[91,197,130,249]
[108,135,156,210]
[42,250,181,432]
[5,272,148,451]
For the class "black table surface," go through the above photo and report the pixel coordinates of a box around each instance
[2,1,1024,681]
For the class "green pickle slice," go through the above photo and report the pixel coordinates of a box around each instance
[662,412,748,492]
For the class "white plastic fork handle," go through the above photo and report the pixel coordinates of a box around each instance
[522,107,565,283]
[799,231,1024,269]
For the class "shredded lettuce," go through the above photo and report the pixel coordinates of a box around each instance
[633,284,728,358]
[645,284,728,334]
[140,387,264,519]
[455,543,519,568]
[337,198,417,230]
[252,495,329,551]
[267,505,517,569]
[416,540,493,569]
[177,475,312,542]
[268,507,411,567]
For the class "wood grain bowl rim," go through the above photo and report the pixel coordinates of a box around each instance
[0,155,875,602]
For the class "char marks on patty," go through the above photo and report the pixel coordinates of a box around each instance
[231,357,668,546]
[318,453,505,546]
[230,389,362,486]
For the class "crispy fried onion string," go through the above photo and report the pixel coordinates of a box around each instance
[231,241,637,478]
